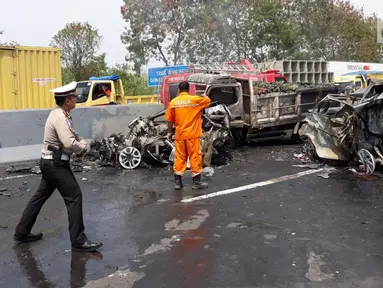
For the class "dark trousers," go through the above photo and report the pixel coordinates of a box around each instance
[14,158,87,245]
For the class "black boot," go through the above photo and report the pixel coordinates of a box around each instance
[192,174,208,190]
[174,174,184,190]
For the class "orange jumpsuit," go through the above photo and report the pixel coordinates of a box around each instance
[165,92,211,177]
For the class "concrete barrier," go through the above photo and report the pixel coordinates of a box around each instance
[0,104,165,164]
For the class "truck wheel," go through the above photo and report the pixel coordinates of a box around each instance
[230,128,248,148]
[291,132,302,143]
[302,137,318,161]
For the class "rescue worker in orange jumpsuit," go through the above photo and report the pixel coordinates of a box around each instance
[165,81,211,190]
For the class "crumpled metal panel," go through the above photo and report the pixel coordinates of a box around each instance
[299,114,348,160]
[366,104,383,135]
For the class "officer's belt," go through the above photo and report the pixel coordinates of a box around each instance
[41,153,70,161]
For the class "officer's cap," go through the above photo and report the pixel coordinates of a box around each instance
[50,81,77,98]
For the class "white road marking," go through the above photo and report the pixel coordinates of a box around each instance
[181,168,334,203]
[142,235,181,256]
[226,222,241,228]
[165,209,210,231]
[83,268,144,288]
[305,251,335,281]
[264,234,277,240]
[0,174,34,181]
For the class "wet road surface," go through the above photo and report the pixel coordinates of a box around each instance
[1,143,383,287]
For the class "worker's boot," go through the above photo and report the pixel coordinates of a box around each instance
[192,174,208,190]
[174,174,184,190]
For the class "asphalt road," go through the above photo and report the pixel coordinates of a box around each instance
[1,143,383,288]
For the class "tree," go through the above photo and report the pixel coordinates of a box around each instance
[0,29,19,46]
[121,0,382,66]
[61,53,109,84]
[293,0,381,62]
[120,0,234,71]
[241,0,302,62]
[82,53,109,79]
[108,64,156,96]
[51,22,103,81]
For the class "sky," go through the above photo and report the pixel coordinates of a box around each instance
[0,0,382,69]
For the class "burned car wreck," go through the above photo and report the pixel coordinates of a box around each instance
[299,81,383,174]
[89,102,232,169]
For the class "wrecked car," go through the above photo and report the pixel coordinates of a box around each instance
[89,102,232,169]
[299,81,383,174]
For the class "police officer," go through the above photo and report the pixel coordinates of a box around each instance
[13,82,103,252]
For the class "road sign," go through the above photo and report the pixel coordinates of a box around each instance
[147,65,189,87]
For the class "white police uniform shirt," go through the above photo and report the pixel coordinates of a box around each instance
[41,82,86,159]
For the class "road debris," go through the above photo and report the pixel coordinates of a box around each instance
[0,191,11,197]
[30,166,41,174]
[318,173,330,179]
[293,163,323,169]
[87,103,232,171]
[294,153,312,164]
[6,164,41,174]
[203,166,214,177]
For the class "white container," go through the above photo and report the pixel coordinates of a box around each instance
[327,61,383,77]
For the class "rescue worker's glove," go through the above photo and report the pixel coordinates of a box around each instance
[166,133,172,141]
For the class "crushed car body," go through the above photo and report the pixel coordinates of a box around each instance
[89,102,233,169]
[299,81,383,174]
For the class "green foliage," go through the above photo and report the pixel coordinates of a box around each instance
[253,81,335,94]
[295,0,380,61]
[245,0,302,62]
[108,64,156,96]
[51,22,103,81]
[120,0,383,72]
[0,29,19,46]
[61,53,109,84]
